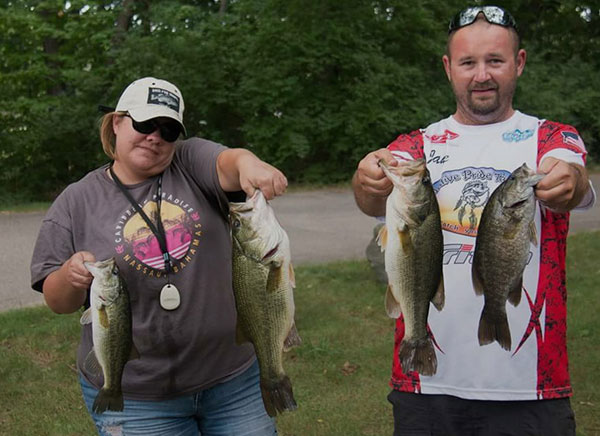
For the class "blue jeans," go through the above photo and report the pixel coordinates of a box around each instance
[80,360,277,436]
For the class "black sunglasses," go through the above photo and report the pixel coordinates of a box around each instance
[125,114,182,142]
[448,6,518,34]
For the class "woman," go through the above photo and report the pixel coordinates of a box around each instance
[30,77,287,435]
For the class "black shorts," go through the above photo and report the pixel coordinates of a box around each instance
[387,390,575,436]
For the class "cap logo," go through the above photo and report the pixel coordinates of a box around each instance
[147,87,180,112]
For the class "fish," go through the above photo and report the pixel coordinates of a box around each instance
[230,190,301,417]
[80,258,139,413]
[377,158,444,376]
[472,163,544,351]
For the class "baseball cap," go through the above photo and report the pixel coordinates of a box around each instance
[114,77,186,136]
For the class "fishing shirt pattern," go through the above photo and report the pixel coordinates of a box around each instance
[30,138,255,401]
[386,111,591,401]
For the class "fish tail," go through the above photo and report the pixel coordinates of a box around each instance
[399,337,437,376]
[92,388,124,414]
[260,375,297,417]
[478,306,511,351]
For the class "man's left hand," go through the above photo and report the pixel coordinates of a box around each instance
[536,157,588,212]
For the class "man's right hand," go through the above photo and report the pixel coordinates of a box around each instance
[352,148,398,216]
[354,148,398,197]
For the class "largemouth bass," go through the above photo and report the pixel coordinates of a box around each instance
[472,163,544,351]
[80,258,138,413]
[230,190,301,417]
[378,159,444,376]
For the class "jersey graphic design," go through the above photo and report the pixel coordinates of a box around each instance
[561,131,586,152]
[113,192,202,276]
[433,167,510,236]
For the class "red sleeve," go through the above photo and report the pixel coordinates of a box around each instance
[537,121,587,166]
[387,129,425,160]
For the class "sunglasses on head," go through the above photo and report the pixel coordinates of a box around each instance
[125,114,181,142]
[448,6,518,34]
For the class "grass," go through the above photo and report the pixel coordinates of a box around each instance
[1,232,599,435]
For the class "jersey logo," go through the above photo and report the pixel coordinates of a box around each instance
[426,129,459,144]
[502,128,534,143]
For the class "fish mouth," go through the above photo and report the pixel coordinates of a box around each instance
[262,244,279,260]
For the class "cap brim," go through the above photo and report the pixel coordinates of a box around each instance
[98,105,115,113]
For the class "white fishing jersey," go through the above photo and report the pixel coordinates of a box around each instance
[387,111,593,400]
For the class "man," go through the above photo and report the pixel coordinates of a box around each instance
[353,6,595,436]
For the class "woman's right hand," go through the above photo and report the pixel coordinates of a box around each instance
[63,251,96,291]
[43,251,96,313]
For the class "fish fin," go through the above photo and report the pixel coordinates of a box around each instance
[83,349,103,377]
[507,278,522,307]
[453,198,463,211]
[266,264,284,294]
[283,323,302,352]
[98,305,109,329]
[399,337,437,376]
[235,322,250,345]
[260,375,297,417]
[471,265,484,296]
[398,228,412,253]
[478,305,511,351]
[92,389,124,414]
[80,308,92,325]
[503,226,519,240]
[385,285,402,318]
[431,276,445,311]
[289,263,296,288]
[529,221,538,247]
[376,225,388,251]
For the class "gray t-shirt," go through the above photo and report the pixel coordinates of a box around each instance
[30,138,255,400]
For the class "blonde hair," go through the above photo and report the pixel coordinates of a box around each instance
[99,111,127,160]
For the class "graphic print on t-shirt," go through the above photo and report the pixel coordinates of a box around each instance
[113,194,202,276]
[433,166,511,237]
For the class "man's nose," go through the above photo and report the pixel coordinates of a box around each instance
[473,63,492,82]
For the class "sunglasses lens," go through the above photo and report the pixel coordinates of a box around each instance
[449,6,516,33]
[131,119,156,134]
[160,123,181,142]
[129,116,181,142]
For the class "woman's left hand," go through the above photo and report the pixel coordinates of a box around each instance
[218,149,288,200]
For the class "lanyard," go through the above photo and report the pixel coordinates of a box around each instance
[109,164,173,280]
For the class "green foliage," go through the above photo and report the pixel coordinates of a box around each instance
[1,0,598,201]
